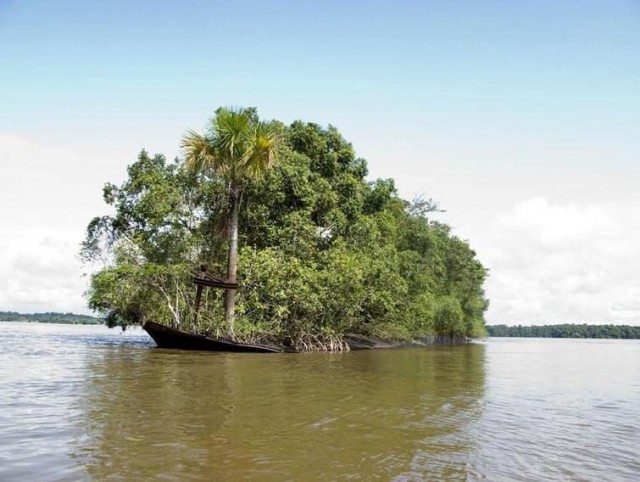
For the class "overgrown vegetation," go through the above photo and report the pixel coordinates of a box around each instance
[487,324,640,339]
[82,109,488,348]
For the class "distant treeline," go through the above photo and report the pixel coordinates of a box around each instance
[487,324,640,339]
[0,311,103,324]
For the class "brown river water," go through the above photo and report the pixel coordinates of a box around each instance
[0,322,639,481]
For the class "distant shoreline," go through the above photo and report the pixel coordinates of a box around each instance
[0,311,103,325]
[2,315,638,336]
[487,323,640,339]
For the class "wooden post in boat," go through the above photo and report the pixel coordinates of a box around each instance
[191,265,239,330]
[193,265,207,325]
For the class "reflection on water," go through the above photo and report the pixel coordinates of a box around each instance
[75,344,486,481]
[2,323,639,481]
[0,323,151,482]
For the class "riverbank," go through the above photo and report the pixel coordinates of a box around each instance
[143,320,473,352]
[344,333,474,350]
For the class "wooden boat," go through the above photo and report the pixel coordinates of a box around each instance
[142,320,282,353]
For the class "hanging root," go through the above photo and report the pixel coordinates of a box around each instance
[291,333,350,352]
[231,331,351,352]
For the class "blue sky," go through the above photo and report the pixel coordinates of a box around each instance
[1,0,639,323]
[4,0,638,137]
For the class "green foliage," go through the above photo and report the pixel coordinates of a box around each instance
[82,112,489,345]
[81,150,217,265]
[81,150,225,330]
[487,324,640,339]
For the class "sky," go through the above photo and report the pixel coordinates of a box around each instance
[1,0,639,324]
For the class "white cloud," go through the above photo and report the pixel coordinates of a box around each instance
[478,197,640,324]
[0,131,122,228]
[0,228,91,314]
[499,197,616,248]
[0,129,182,315]
[0,132,112,314]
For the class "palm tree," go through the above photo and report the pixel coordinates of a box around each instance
[181,107,281,335]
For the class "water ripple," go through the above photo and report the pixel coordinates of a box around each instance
[1,326,639,481]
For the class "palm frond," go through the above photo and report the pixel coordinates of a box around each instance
[181,107,282,183]
[242,121,282,179]
[212,107,252,162]
[181,129,225,175]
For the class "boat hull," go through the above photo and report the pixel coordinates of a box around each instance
[142,320,281,353]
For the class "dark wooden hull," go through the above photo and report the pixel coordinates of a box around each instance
[142,320,281,353]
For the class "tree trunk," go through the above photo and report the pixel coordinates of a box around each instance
[224,186,241,335]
